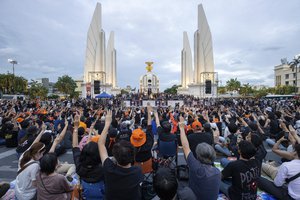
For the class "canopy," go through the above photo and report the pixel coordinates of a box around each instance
[95,92,112,99]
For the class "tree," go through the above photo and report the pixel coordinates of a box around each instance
[226,78,241,91]
[275,85,296,95]
[0,73,27,94]
[164,85,180,95]
[217,86,226,94]
[55,75,77,97]
[239,83,253,96]
[28,80,48,99]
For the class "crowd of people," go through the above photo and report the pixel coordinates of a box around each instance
[0,96,299,200]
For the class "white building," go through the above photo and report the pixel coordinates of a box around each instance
[81,3,120,98]
[274,58,298,90]
[140,62,159,95]
[178,4,217,98]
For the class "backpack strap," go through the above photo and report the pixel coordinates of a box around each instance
[17,161,38,175]
[286,172,300,184]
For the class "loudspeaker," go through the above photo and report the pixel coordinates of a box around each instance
[205,80,211,94]
[94,80,100,94]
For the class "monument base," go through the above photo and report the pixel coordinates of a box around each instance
[81,82,121,98]
[177,87,190,95]
[179,83,217,98]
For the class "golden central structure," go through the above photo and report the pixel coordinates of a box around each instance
[140,62,159,95]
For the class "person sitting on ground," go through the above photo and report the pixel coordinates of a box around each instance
[98,110,143,200]
[187,121,214,158]
[15,142,46,200]
[36,153,72,200]
[153,167,197,200]
[220,140,261,200]
[72,113,105,199]
[179,115,220,200]
[258,143,300,200]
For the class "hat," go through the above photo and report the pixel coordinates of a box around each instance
[79,121,87,131]
[130,129,146,147]
[192,120,202,129]
[16,117,24,123]
[90,135,100,143]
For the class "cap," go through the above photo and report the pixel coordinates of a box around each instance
[192,120,202,129]
[130,129,146,147]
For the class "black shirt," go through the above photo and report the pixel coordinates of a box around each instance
[135,126,154,162]
[103,158,143,200]
[187,131,214,157]
[222,159,261,200]
[72,147,104,183]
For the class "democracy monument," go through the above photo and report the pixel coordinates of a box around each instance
[81,3,120,98]
[80,3,217,98]
[178,4,218,98]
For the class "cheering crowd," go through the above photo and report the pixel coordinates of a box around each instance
[0,97,300,200]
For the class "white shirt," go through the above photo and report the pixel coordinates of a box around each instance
[274,159,300,200]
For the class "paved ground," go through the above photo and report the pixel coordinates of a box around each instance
[0,142,280,183]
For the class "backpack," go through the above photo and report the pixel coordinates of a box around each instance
[81,180,105,200]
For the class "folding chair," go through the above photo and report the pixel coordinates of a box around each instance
[152,139,178,171]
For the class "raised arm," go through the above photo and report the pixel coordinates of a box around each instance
[72,114,80,148]
[49,119,69,153]
[98,110,112,163]
[179,115,191,159]
[272,136,295,160]
[32,122,46,145]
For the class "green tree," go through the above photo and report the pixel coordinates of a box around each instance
[275,85,296,95]
[240,83,253,96]
[0,73,27,94]
[55,75,77,97]
[226,78,241,91]
[164,85,180,95]
[28,80,48,99]
[217,86,226,94]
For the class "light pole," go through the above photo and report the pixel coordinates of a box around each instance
[8,59,18,76]
[289,54,300,95]
[8,59,18,94]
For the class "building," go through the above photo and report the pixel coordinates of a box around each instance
[274,58,298,90]
[140,62,159,95]
[178,4,217,98]
[81,3,120,98]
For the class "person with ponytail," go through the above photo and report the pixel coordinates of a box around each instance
[15,123,47,200]
[15,142,46,200]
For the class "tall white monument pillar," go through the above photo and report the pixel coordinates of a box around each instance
[82,3,120,98]
[178,4,217,98]
[178,32,193,95]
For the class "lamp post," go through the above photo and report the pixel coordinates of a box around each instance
[8,59,18,76]
[8,59,18,94]
[289,54,300,95]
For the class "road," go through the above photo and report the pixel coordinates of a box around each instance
[0,142,280,183]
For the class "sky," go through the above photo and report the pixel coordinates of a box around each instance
[0,0,300,90]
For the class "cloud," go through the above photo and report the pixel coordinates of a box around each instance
[0,0,299,90]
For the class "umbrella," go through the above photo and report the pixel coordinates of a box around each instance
[95,92,112,99]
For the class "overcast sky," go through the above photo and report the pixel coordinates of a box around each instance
[0,0,299,90]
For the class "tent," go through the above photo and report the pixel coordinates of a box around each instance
[95,92,112,99]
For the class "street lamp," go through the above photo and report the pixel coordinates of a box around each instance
[8,59,18,76]
[289,54,300,94]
